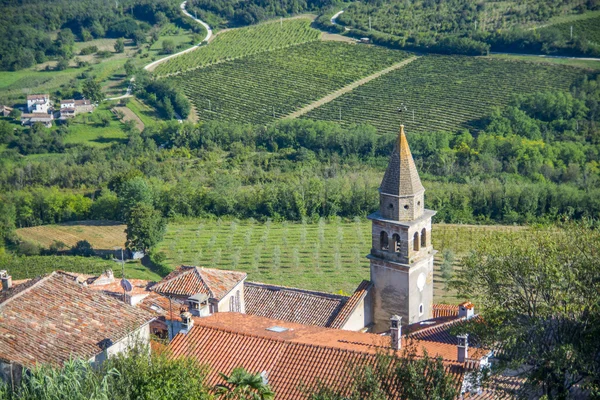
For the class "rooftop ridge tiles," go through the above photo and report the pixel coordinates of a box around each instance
[0,273,54,306]
[408,316,469,336]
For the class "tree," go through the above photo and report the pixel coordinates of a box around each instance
[162,39,176,54]
[82,78,103,103]
[117,176,154,219]
[125,203,166,252]
[215,367,275,400]
[453,223,600,398]
[114,38,125,53]
[8,108,21,119]
[55,58,69,71]
[124,59,136,77]
[71,240,94,257]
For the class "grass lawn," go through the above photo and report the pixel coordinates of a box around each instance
[126,98,160,127]
[63,103,128,147]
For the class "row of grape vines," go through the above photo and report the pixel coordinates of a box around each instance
[544,15,600,45]
[167,42,412,125]
[302,56,583,134]
[153,18,321,76]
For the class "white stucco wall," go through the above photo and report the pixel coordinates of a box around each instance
[91,322,152,367]
[217,280,246,313]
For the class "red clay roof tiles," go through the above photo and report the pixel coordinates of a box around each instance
[169,313,468,399]
[151,266,246,300]
[0,272,154,368]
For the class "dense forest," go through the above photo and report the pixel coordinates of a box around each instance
[186,0,334,28]
[0,74,598,246]
[0,0,198,71]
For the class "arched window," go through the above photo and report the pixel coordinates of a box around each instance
[380,231,389,251]
[392,234,401,253]
[421,228,427,247]
[413,232,419,251]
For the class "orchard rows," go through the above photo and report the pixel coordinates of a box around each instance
[303,56,583,134]
[153,19,321,76]
[168,42,411,125]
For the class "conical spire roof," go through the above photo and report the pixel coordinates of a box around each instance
[380,125,424,196]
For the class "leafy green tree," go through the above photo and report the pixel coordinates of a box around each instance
[82,78,104,103]
[215,367,275,400]
[8,108,21,119]
[125,203,166,252]
[162,39,176,54]
[114,38,125,53]
[55,58,69,71]
[124,59,136,77]
[71,240,95,257]
[454,223,600,398]
[117,176,154,219]
[0,201,16,244]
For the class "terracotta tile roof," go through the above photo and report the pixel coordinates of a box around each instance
[169,313,468,399]
[152,266,246,301]
[433,303,460,318]
[0,272,154,368]
[74,99,91,106]
[408,316,482,348]
[329,280,373,329]
[21,113,53,119]
[380,125,424,196]
[27,94,49,100]
[60,99,74,104]
[244,282,349,327]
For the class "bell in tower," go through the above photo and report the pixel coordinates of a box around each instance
[367,125,436,332]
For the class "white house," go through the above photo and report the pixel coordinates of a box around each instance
[26,94,50,113]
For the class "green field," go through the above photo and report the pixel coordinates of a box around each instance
[156,218,524,302]
[63,103,128,147]
[168,42,411,125]
[488,53,600,71]
[0,255,162,281]
[153,18,321,76]
[126,98,160,128]
[303,55,584,134]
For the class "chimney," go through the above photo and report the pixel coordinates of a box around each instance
[457,334,468,362]
[0,270,12,291]
[458,302,475,319]
[390,315,402,350]
[180,311,194,333]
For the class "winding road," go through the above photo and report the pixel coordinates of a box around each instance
[107,1,212,100]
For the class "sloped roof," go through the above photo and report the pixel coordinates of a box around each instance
[27,94,49,100]
[433,303,460,318]
[380,125,425,197]
[329,280,373,329]
[244,282,349,327]
[151,266,246,301]
[169,313,468,399]
[0,272,154,368]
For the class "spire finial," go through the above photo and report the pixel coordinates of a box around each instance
[399,125,405,151]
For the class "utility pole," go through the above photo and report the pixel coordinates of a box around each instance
[208,99,211,111]
[272,106,275,118]
[369,16,372,31]
[570,25,573,41]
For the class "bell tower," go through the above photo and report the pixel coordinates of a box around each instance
[368,125,436,332]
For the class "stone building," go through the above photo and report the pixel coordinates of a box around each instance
[367,124,436,331]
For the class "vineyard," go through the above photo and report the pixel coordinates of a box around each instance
[168,42,411,125]
[545,15,600,45]
[302,55,584,134]
[152,18,321,76]
[157,218,525,303]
